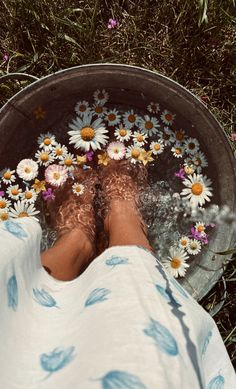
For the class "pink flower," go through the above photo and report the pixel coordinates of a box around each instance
[231,133,236,142]
[3,52,9,61]
[108,18,119,29]
[45,164,68,187]
[85,151,94,161]
[175,168,186,180]
[190,227,209,245]
[42,187,55,201]
[0,191,4,197]
[200,95,208,103]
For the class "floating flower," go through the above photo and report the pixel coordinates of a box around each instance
[59,152,76,171]
[107,141,126,160]
[45,164,68,187]
[0,196,11,210]
[171,144,185,158]
[0,210,9,221]
[181,173,213,208]
[42,188,55,201]
[194,221,206,235]
[179,236,190,249]
[93,89,109,105]
[76,154,87,166]
[9,200,39,220]
[21,188,38,203]
[138,150,154,166]
[132,131,148,147]
[175,168,186,180]
[3,52,9,61]
[126,146,143,164]
[163,246,189,278]
[192,151,208,173]
[0,190,4,196]
[32,179,46,193]
[52,143,68,160]
[105,108,121,126]
[72,182,85,196]
[35,150,55,167]
[186,239,201,255]
[174,129,186,142]
[158,127,175,146]
[98,152,110,166]
[190,227,209,245]
[184,138,200,155]
[231,133,236,142]
[123,109,140,129]
[74,100,90,116]
[1,168,16,185]
[147,102,160,114]
[16,159,38,181]
[37,132,57,150]
[7,184,22,200]
[68,113,109,151]
[184,164,195,175]
[85,150,94,161]
[34,106,45,120]
[107,18,119,29]
[91,102,107,117]
[114,125,132,142]
[139,115,160,136]
[150,140,164,155]
[161,109,176,125]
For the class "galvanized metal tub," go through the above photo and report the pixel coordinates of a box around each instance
[0,64,235,301]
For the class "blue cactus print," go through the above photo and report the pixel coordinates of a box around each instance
[105,255,129,268]
[143,317,178,356]
[202,330,213,355]
[40,346,75,378]
[207,374,225,389]
[170,278,189,298]
[155,284,180,307]
[100,370,148,389]
[3,220,28,240]
[33,288,58,308]
[7,273,18,311]
[85,288,111,307]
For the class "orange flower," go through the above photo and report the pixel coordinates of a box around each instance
[32,179,46,193]
[34,106,45,120]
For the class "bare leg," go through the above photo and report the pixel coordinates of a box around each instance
[41,229,94,281]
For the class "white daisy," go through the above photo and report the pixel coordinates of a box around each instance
[37,132,57,150]
[72,182,85,196]
[184,138,200,155]
[9,200,39,221]
[45,164,68,187]
[6,184,22,200]
[139,115,160,136]
[150,140,165,155]
[161,109,176,125]
[123,109,140,129]
[186,239,202,255]
[174,129,186,143]
[132,131,148,147]
[158,127,175,146]
[183,163,195,175]
[21,188,38,204]
[0,210,9,221]
[107,141,126,160]
[93,89,109,105]
[147,102,160,114]
[51,143,68,160]
[16,159,38,181]
[59,153,77,171]
[194,222,206,236]
[105,108,121,126]
[192,152,208,173]
[75,100,91,116]
[91,102,107,117]
[35,150,55,167]
[1,168,16,185]
[0,196,11,210]
[179,236,190,249]
[114,125,132,142]
[68,113,109,151]
[181,173,213,208]
[171,143,185,158]
[126,145,143,164]
[163,246,189,278]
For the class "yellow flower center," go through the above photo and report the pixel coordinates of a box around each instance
[18,212,29,218]
[0,212,9,221]
[137,134,144,142]
[24,167,32,174]
[0,200,7,208]
[79,105,86,112]
[113,148,119,154]
[145,121,153,130]
[165,113,173,121]
[64,159,72,166]
[175,148,182,155]
[197,225,205,232]
[131,149,140,158]
[176,131,185,141]
[3,171,11,180]
[56,148,63,155]
[40,152,49,162]
[119,129,127,136]
[171,258,181,269]
[11,188,19,196]
[190,242,197,250]
[81,127,95,141]
[53,172,61,180]
[128,114,136,123]
[191,183,203,195]
[24,191,33,199]
[154,144,161,151]
[194,158,201,166]
[95,106,103,114]
[181,239,187,246]
[44,138,51,146]
[108,113,116,121]
[75,186,81,192]
[188,142,195,150]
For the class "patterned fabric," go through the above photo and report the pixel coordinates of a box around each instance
[0,219,235,389]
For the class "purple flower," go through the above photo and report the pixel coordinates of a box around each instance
[0,191,4,197]
[190,227,208,245]
[42,188,55,201]
[85,151,94,161]
[107,18,119,29]
[175,168,186,180]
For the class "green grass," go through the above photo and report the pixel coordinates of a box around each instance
[0,0,236,365]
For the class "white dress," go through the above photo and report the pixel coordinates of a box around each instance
[0,218,235,389]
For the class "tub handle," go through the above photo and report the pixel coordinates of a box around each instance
[0,72,39,84]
